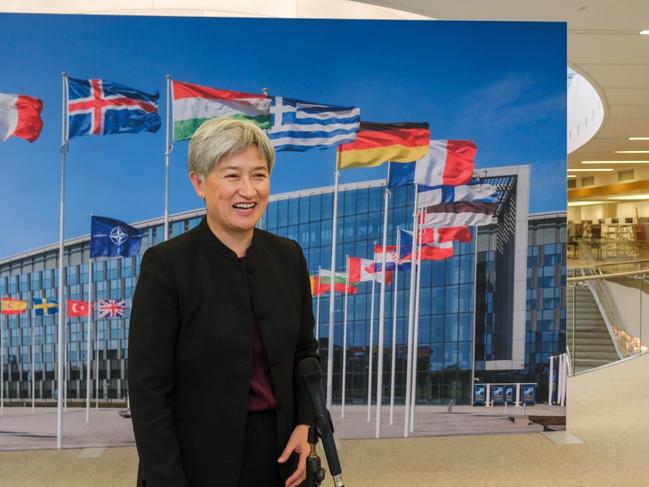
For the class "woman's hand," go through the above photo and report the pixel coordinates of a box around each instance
[278,424,310,487]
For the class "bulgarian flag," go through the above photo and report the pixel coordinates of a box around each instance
[171,80,270,141]
[319,269,357,295]
[0,93,43,142]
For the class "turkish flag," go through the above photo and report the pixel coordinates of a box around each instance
[67,300,92,318]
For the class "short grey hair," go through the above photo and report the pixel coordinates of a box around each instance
[188,117,275,179]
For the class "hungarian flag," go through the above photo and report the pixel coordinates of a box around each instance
[336,122,429,169]
[0,92,43,142]
[0,297,27,315]
[67,300,92,318]
[172,80,270,141]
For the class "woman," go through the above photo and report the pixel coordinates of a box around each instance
[128,117,319,487]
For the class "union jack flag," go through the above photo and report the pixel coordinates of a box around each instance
[98,299,126,319]
[67,77,161,139]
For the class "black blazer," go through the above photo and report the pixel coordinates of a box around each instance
[128,218,318,487]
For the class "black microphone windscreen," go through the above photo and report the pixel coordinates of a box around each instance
[299,357,322,383]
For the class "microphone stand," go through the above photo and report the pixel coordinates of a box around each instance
[306,426,326,487]
[300,357,345,487]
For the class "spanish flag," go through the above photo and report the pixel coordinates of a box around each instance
[336,122,429,169]
[0,297,28,315]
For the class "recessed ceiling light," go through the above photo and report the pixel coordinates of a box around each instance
[568,168,614,172]
[629,137,649,141]
[581,160,649,164]
[608,194,649,201]
[567,175,577,178]
[614,150,649,154]
[567,201,607,207]
[641,30,649,35]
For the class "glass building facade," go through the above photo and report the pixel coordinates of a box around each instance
[0,176,566,405]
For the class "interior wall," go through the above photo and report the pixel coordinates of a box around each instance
[602,280,649,342]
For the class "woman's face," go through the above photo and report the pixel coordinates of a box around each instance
[190,146,270,240]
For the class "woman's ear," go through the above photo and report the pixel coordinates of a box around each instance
[188,171,205,199]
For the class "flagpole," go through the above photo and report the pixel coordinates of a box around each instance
[163,74,173,242]
[404,184,419,437]
[389,227,400,425]
[31,307,35,412]
[315,266,321,343]
[375,166,391,438]
[471,227,478,406]
[64,319,68,411]
[56,72,69,449]
[341,256,349,419]
[95,309,99,409]
[86,256,93,422]
[1,311,5,415]
[367,245,377,422]
[410,211,425,432]
[326,165,340,410]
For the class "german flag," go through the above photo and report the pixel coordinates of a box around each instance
[337,122,429,169]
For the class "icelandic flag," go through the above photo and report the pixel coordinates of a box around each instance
[67,78,161,139]
[267,96,360,151]
[417,184,497,209]
[90,215,144,258]
[388,140,476,188]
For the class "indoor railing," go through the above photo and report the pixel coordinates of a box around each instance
[567,239,649,373]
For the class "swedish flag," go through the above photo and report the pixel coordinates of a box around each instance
[33,297,58,316]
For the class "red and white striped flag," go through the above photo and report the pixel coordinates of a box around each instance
[0,92,43,142]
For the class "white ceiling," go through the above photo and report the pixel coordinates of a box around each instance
[2,0,647,180]
[362,1,649,177]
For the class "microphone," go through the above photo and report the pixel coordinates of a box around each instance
[299,357,344,487]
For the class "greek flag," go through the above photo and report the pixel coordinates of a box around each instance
[267,96,360,151]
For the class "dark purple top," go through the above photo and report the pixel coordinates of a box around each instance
[247,319,277,411]
[237,256,277,411]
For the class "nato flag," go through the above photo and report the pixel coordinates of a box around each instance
[90,215,144,258]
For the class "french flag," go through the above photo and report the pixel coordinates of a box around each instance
[0,92,43,142]
[388,139,476,188]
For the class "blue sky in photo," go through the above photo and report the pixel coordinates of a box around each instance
[0,15,566,259]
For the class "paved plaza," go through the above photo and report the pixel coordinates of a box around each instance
[0,404,565,451]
